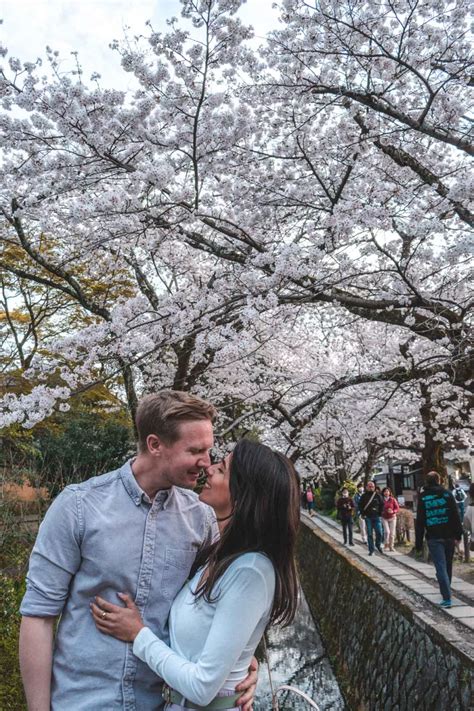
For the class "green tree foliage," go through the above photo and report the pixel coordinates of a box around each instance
[337,480,359,498]
[0,572,26,711]
[314,487,338,512]
[34,408,133,497]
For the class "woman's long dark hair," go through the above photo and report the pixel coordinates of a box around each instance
[194,439,300,626]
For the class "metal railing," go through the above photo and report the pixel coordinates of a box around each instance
[272,685,321,710]
[263,633,321,710]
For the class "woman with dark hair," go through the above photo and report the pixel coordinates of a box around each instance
[91,439,300,710]
[381,486,400,552]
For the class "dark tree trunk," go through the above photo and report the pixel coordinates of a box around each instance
[119,359,138,438]
[172,336,195,391]
[419,383,447,483]
[363,441,380,485]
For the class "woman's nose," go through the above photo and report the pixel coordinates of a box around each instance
[205,465,216,479]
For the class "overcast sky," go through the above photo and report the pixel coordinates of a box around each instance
[0,0,279,88]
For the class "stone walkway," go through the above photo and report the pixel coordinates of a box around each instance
[302,511,474,632]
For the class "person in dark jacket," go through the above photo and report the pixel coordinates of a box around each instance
[358,481,384,555]
[415,471,463,608]
[336,488,355,546]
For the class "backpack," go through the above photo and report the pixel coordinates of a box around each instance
[306,489,314,503]
[454,488,464,503]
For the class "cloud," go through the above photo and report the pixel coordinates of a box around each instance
[1,0,278,88]
[2,0,158,86]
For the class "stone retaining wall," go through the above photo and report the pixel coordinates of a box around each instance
[297,521,474,711]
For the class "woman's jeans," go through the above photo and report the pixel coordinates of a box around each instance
[427,538,455,601]
[341,518,353,544]
[365,516,383,553]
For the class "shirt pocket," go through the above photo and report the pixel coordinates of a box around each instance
[162,546,196,599]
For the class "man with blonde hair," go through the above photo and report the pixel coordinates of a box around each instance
[19,390,256,711]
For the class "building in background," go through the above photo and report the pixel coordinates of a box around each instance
[372,448,472,511]
[444,446,473,488]
[373,461,423,509]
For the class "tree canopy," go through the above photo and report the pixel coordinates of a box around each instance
[0,0,472,480]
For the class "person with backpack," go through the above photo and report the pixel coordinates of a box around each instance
[415,471,463,608]
[463,483,474,557]
[358,481,384,555]
[451,482,468,558]
[336,488,355,545]
[305,486,315,516]
[453,483,467,521]
[305,486,315,515]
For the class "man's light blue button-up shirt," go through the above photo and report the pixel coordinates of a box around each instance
[20,461,218,710]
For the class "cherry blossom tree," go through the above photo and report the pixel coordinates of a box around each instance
[0,0,471,477]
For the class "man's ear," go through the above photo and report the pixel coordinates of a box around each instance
[146,434,163,456]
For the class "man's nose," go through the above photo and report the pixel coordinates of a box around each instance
[198,451,211,468]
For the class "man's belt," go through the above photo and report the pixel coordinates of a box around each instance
[162,684,240,710]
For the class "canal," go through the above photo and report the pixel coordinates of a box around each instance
[254,590,346,710]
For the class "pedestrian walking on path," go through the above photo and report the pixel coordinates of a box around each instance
[463,483,474,556]
[305,486,315,516]
[381,487,400,552]
[336,488,355,546]
[358,481,384,556]
[301,487,307,511]
[415,471,463,608]
[354,484,367,543]
[452,482,467,522]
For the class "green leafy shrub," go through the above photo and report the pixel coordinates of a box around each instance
[0,572,26,710]
[313,488,323,510]
[34,410,134,497]
[318,486,339,511]
[336,480,359,497]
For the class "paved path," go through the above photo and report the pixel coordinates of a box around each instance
[302,511,474,632]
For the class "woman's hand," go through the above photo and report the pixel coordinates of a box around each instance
[235,655,258,711]
[90,593,144,642]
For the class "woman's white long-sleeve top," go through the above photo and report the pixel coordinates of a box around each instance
[133,551,275,707]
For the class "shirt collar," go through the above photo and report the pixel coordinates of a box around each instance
[120,459,172,507]
[120,460,144,505]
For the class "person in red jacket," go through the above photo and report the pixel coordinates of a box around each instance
[381,487,400,552]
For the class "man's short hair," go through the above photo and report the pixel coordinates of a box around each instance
[135,391,217,451]
[425,470,441,487]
